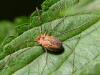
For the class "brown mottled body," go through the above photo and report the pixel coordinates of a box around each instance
[36,34,63,52]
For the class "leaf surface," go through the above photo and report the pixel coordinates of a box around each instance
[0,0,100,75]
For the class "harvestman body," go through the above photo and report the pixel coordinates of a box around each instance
[36,34,63,52]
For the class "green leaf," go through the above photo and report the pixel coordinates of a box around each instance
[30,0,100,28]
[12,20,100,75]
[0,46,43,75]
[41,0,60,11]
[30,0,80,27]
[0,21,17,51]
[2,14,99,60]
[14,17,30,35]
[0,0,100,75]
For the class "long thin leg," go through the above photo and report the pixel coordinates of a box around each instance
[40,48,48,75]
[64,35,81,75]
[72,35,81,74]
[36,7,43,34]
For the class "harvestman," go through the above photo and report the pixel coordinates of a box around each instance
[0,8,81,75]
[33,8,81,75]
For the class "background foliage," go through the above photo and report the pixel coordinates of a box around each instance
[0,0,100,75]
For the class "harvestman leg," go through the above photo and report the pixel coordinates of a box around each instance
[39,26,53,75]
[40,19,59,75]
[34,7,49,75]
[50,15,82,74]
[0,36,19,70]
[40,16,68,73]
[72,35,81,74]
[51,16,82,74]
[64,35,81,75]
[40,48,48,75]
[0,7,49,74]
